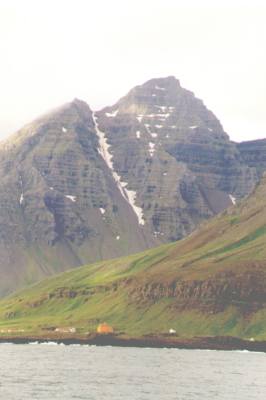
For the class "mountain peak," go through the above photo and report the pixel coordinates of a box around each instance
[129,76,181,98]
[56,98,92,119]
[72,97,85,104]
[70,98,90,110]
[101,75,223,136]
[143,75,181,89]
[1,99,93,150]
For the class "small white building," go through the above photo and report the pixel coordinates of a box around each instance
[55,327,76,333]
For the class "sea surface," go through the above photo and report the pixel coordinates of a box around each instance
[0,343,265,399]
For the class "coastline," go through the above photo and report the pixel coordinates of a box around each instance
[0,334,265,352]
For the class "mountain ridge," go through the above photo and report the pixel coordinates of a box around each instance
[0,76,264,295]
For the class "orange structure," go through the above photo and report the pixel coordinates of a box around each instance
[97,322,114,334]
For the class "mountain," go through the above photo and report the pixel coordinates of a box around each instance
[0,173,265,339]
[0,99,157,296]
[237,138,266,178]
[96,76,258,242]
[0,76,263,295]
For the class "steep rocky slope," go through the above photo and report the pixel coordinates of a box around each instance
[237,139,266,178]
[0,76,264,296]
[96,76,258,242]
[0,100,156,295]
[0,174,266,339]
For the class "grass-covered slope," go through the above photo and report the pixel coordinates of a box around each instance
[0,174,266,339]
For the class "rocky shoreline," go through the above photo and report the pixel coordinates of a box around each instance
[0,334,265,352]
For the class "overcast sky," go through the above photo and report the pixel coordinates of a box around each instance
[0,0,265,142]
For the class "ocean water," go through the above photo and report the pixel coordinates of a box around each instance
[0,343,266,399]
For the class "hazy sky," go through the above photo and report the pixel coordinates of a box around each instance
[0,0,265,142]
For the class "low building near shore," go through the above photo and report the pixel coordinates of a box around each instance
[97,323,114,334]
[169,328,176,334]
[55,327,76,333]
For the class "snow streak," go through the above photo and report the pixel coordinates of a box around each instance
[92,112,145,225]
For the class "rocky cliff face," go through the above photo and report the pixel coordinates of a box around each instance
[0,99,157,295]
[237,139,266,178]
[0,76,264,295]
[96,76,259,241]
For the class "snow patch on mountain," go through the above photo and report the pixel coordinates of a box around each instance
[156,113,170,119]
[65,195,76,202]
[155,85,166,91]
[19,175,24,205]
[155,105,167,112]
[229,194,236,205]
[105,109,119,117]
[149,142,155,157]
[92,112,145,225]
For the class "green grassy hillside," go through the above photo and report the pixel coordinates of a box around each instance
[0,174,266,339]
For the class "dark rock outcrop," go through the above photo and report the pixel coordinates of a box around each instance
[237,139,266,178]
[123,269,266,315]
